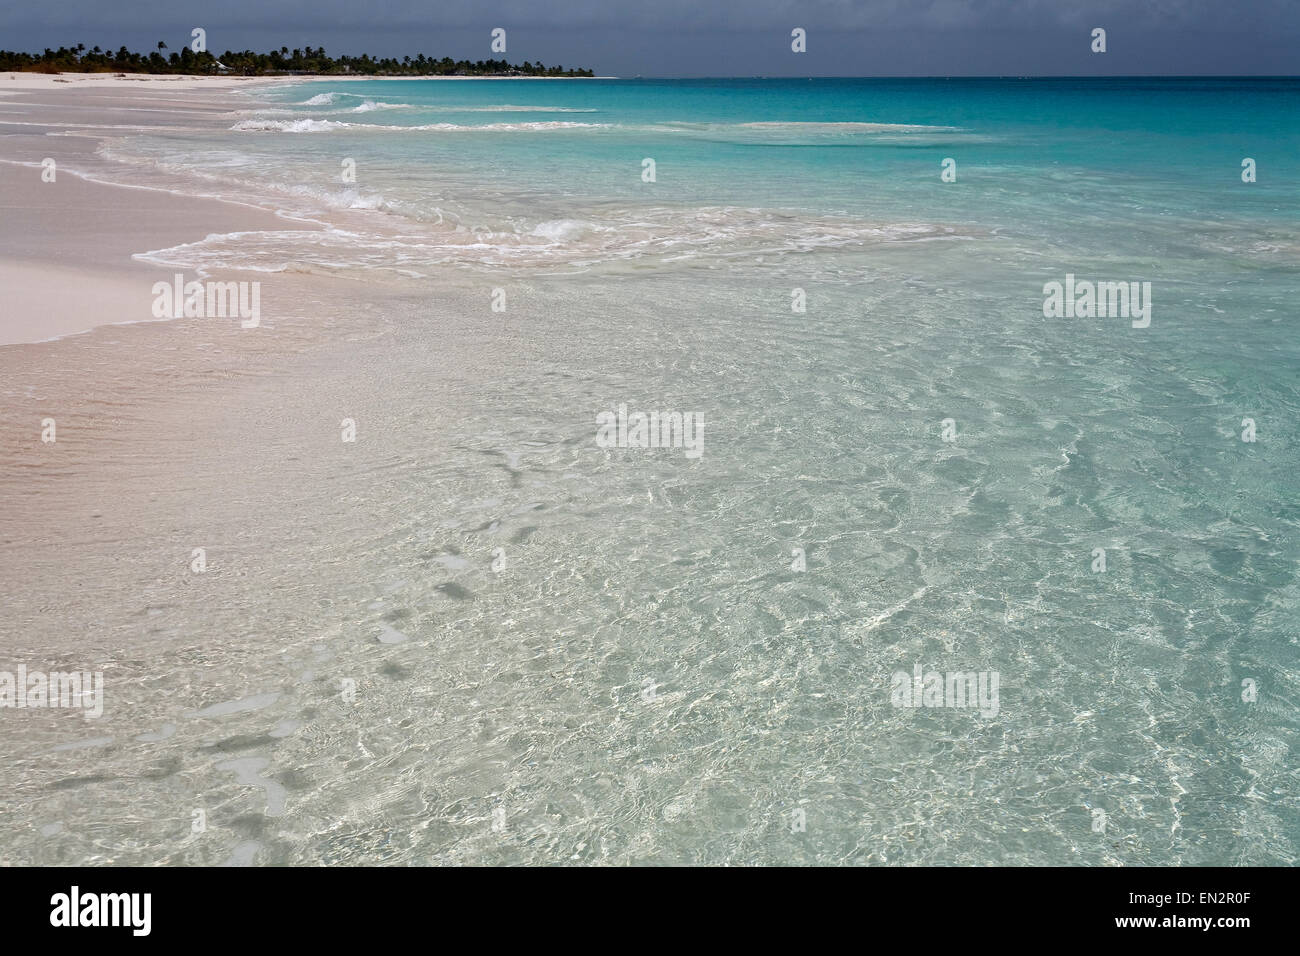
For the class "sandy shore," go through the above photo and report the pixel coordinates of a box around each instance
[0,74,310,344]
[0,75,616,866]
[0,72,610,94]
[0,71,290,91]
[0,161,309,344]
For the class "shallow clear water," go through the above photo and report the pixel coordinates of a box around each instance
[1,78,1297,865]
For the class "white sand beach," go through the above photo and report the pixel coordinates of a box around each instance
[0,72,282,91]
[0,74,309,344]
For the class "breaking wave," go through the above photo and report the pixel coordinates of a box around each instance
[231,118,609,132]
[132,207,971,277]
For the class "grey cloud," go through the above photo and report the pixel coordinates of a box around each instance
[3,0,1297,74]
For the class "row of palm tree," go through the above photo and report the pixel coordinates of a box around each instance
[0,43,594,76]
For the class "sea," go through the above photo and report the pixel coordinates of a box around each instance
[3,77,1298,865]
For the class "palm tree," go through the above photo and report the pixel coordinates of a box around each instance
[157,41,166,51]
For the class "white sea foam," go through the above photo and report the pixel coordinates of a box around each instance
[420,120,607,131]
[243,102,595,120]
[234,113,959,139]
[531,219,602,241]
[350,100,412,113]
[231,117,353,132]
[133,208,968,277]
[231,118,608,132]
[291,91,595,113]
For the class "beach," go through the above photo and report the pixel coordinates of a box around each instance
[1,74,1297,866]
[0,74,300,343]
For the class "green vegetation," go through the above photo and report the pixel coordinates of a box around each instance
[0,44,595,77]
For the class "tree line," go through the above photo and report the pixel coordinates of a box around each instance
[0,44,595,77]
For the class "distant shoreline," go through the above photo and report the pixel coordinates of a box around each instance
[2,71,617,84]
[7,71,1299,85]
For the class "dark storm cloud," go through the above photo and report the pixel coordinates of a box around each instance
[3,1,1297,75]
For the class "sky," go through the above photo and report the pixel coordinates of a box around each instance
[3,1,1298,76]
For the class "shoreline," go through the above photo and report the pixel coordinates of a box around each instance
[1,72,615,93]
[0,72,299,91]
[0,77,326,345]
[0,73,614,347]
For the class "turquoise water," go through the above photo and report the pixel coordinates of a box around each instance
[113,77,1300,277]
[10,79,1298,865]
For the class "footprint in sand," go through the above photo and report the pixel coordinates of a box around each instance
[216,757,287,817]
[49,736,113,753]
[135,722,177,742]
[220,840,263,866]
[189,693,281,719]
